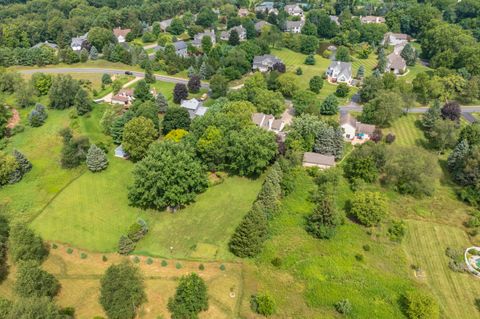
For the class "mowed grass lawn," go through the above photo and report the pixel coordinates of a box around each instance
[404,220,480,319]
[382,114,425,147]
[240,170,418,318]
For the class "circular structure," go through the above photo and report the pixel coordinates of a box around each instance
[464,247,480,277]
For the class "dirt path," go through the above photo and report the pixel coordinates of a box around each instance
[7,108,20,129]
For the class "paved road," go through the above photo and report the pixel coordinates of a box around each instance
[18,68,209,88]
[462,112,478,123]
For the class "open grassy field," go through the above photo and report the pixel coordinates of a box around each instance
[403,220,480,319]
[0,246,243,319]
[239,170,418,318]
[382,114,425,147]
[4,98,259,259]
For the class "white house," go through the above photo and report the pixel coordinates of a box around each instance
[382,32,410,46]
[302,152,336,169]
[326,61,353,84]
[181,99,208,119]
[70,33,88,51]
[159,18,173,31]
[360,16,386,24]
[285,20,305,33]
[113,27,131,43]
[252,54,282,72]
[252,112,285,134]
[284,4,304,17]
[340,113,376,142]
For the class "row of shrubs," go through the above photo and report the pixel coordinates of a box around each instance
[117,219,148,255]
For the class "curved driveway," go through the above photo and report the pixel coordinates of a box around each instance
[18,68,209,88]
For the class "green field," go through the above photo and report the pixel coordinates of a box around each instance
[404,220,480,319]
[382,114,425,147]
[240,170,418,318]
[4,101,259,260]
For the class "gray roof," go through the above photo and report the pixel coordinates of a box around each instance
[252,113,265,126]
[357,123,376,135]
[255,21,271,31]
[387,53,406,70]
[340,113,357,127]
[192,30,215,46]
[286,20,304,30]
[33,41,58,49]
[253,54,282,69]
[303,152,335,166]
[327,61,352,80]
[71,33,88,48]
[173,41,187,51]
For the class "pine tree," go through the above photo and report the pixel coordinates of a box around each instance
[422,100,441,132]
[377,53,387,73]
[79,48,89,62]
[199,62,208,80]
[228,30,240,46]
[356,65,365,79]
[187,66,197,78]
[400,43,416,66]
[74,88,92,115]
[320,94,339,115]
[86,144,108,172]
[28,103,48,127]
[306,196,341,239]
[89,46,98,60]
[144,62,156,84]
[155,93,168,113]
[8,150,32,184]
[229,208,268,258]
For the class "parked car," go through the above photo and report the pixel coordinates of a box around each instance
[125,71,133,75]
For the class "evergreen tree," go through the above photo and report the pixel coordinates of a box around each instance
[228,30,240,46]
[79,48,89,62]
[447,139,470,181]
[320,94,339,115]
[356,65,365,79]
[168,273,209,319]
[229,208,268,257]
[101,73,112,85]
[9,224,48,264]
[187,75,201,93]
[422,100,442,131]
[117,235,135,255]
[144,62,156,84]
[134,80,152,102]
[306,196,341,239]
[309,76,324,93]
[173,83,188,104]
[400,43,416,66]
[187,66,197,78]
[304,54,316,65]
[86,144,108,172]
[74,88,91,115]
[199,62,208,80]
[9,150,32,184]
[0,215,8,282]
[155,93,168,113]
[377,50,387,73]
[89,46,98,60]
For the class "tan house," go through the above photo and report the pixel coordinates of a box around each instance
[302,152,336,169]
[238,8,250,17]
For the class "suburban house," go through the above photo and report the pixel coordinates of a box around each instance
[340,113,376,143]
[360,16,386,24]
[252,112,285,134]
[382,32,410,46]
[192,29,216,47]
[387,53,407,74]
[285,20,305,33]
[255,20,271,32]
[252,54,282,72]
[329,15,340,25]
[70,33,88,51]
[173,41,188,57]
[302,152,336,169]
[326,61,353,84]
[284,4,304,17]
[113,27,131,43]
[33,41,58,50]
[220,25,247,41]
[181,99,208,119]
[159,18,173,31]
[255,2,278,14]
[111,89,134,106]
[238,8,249,17]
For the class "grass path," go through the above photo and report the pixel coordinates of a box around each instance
[403,220,480,318]
[382,115,425,147]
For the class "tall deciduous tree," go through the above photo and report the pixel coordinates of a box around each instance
[128,141,207,210]
[74,88,91,115]
[168,273,209,319]
[162,107,191,134]
[9,224,48,264]
[173,83,188,104]
[49,75,80,110]
[99,262,146,319]
[14,260,60,299]
[187,75,201,93]
[122,117,158,162]
[134,80,152,102]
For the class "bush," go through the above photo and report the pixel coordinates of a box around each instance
[198,263,205,271]
[334,299,352,315]
[271,257,282,267]
[403,290,439,319]
[296,67,303,75]
[219,264,226,271]
[146,258,153,265]
[355,254,364,261]
[388,220,407,242]
[349,191,388,226]
[385,133,396,144]
[161,260,168,267]
[309,76,324,94]
[250,293,276,316]
[66,248,73,254]
[80,253,87,259]
[51,243,57,249]
[335,83,350,97]
[102,255,108,262]
[304,54,316,65]
[118,235,135,255]
[175,262,182,269]
[362,244,370,252]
